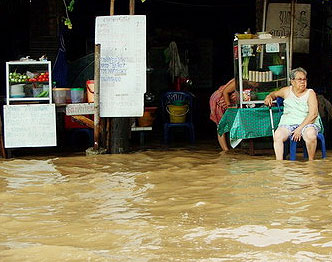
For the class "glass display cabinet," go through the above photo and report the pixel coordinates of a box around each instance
[6,61,52,105]
[233,37,290,108]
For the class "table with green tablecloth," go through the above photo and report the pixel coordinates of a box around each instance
[218,107,282,150]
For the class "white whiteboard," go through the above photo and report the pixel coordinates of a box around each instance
[4,104,57,148]
[95,15,146,117]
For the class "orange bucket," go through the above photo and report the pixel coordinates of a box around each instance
[138,107,158,127]
[86,80,94,103]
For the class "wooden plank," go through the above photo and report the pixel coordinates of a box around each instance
[71,116,94,129]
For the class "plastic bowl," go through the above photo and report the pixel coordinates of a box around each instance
[53,88,70,104]
[268,65,284,75]
[71,88,85,103]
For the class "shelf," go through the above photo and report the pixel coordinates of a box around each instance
[243,78,287,83]
[8,97,51,102]
[236,37,289,45]
[7,60,51,65]
[242,100,265,104]
[9,81,49,85]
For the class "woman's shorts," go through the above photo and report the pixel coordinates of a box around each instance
[278,124,320,137]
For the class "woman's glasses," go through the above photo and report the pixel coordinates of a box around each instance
[294,78,307,82]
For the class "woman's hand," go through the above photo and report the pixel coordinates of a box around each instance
[291,127,302,142]
[264,94,273,106]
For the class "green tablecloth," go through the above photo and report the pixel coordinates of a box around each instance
[218,107,282,140]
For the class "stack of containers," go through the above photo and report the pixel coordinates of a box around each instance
[248,71,273,82]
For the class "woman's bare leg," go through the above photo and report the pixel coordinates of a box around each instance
[273,127,290,160]
[217,133,229,151]
[302,127,317,161]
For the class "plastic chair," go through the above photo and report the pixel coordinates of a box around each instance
[276,97,326,160]
[288,132,326,160]
[161,91,195,144]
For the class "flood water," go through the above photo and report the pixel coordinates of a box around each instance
[1,145,332,261]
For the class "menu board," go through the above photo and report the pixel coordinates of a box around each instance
[95,15,146,117]
[3,104,57,148]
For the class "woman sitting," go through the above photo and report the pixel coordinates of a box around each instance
[264,67,321,160]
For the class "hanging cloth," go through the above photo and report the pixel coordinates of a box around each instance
[166,41,188,83]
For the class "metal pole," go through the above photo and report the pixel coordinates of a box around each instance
[262,0,268,33]
[289,0,295,69]
[259,0,268,68]
[269,106,275,138]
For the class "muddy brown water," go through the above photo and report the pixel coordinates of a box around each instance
[1,146,332,261]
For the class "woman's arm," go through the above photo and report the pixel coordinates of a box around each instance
[264,86,289,106]
[222,79,236,107]
[300,90,319,127]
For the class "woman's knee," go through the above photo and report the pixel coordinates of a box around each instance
[274,128,289,142]
[303,127,317,142]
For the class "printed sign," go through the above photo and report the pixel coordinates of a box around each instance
[66,103,95,116]
[95,15,146,117]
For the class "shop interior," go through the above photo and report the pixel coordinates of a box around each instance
[1,0,332,156]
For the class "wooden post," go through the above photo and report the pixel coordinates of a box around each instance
[94,44,101,150]
[106,0,132,154]
[110,0,115,15]
[106,118,110,150]
[0,116,7,158]
[129,0,135,15]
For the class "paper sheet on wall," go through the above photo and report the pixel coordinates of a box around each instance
[100,93,144,117]
[266,3,311,53]
[95,15,146,117]
[3,104,57,148]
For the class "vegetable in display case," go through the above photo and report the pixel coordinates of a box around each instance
[6,61,52,104]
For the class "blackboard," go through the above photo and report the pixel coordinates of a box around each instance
[95,15,146,117]
[3,104,57,148]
